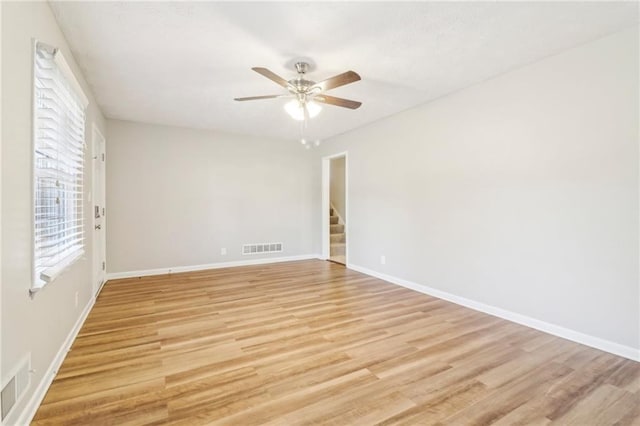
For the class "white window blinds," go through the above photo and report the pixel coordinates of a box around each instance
[33,42,88,290]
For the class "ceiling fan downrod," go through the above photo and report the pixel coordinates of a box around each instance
[294,62,309,76]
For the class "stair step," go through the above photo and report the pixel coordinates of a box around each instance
[330,243,346,256]
[330,216,339,225]
[330,224,344,234]
[330,208,334,216]
[330,233,345,243]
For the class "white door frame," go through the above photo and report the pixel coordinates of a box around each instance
[321,151,348,264]
[91,124,106,296]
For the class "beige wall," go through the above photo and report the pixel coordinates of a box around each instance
[1,1,107,423]
[315,27,639,352]
[330,156,346,222]
[106,120,316,274]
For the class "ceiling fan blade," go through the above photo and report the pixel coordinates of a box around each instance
[312,70,361,92]
[234,95,290,101]
[314,94,362,110]
[252,67,290,89]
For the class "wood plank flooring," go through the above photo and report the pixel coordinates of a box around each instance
[32,260,639,425]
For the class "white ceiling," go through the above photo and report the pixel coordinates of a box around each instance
[49,1,638,142]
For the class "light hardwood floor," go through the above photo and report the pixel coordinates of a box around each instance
[33,260,639,425]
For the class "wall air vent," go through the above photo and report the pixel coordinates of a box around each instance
[1,353,31,421]
[242,242,283,255]
[1,377,16,421]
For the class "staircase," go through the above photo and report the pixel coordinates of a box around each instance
[329,207,346,264]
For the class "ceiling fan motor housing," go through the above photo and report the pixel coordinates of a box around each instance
[289,78,316,95]
[289,62,317,100]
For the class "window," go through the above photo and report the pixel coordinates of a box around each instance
[32,41,89,291]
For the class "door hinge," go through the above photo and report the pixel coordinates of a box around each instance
[102,207,106,216]
[101,153,105,162]
[102,261,106,271]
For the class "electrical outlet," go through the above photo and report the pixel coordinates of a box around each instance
[380,255,386,265]
[74,291,79,308]
[221,247,227,255]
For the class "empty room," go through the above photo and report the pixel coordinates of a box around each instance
[1,1,639,425]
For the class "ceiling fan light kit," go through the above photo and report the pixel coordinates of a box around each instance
[284,99,322,121]
[234,60,362,146]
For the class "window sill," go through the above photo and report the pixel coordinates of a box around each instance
[30,249,84,295]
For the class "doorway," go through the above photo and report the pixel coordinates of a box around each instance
[91,124,107,296]
[322,152,348,265]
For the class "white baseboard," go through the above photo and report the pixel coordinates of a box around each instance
[12,295,96,426]
[106,254,321,281]
[347,263,640,362]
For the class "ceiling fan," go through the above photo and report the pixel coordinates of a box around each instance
[234,62,362,121]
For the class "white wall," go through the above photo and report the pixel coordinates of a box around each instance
[330,156,346,222]
[106,120,316,274]
[315,27,639,355]
[1,2,107,423]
